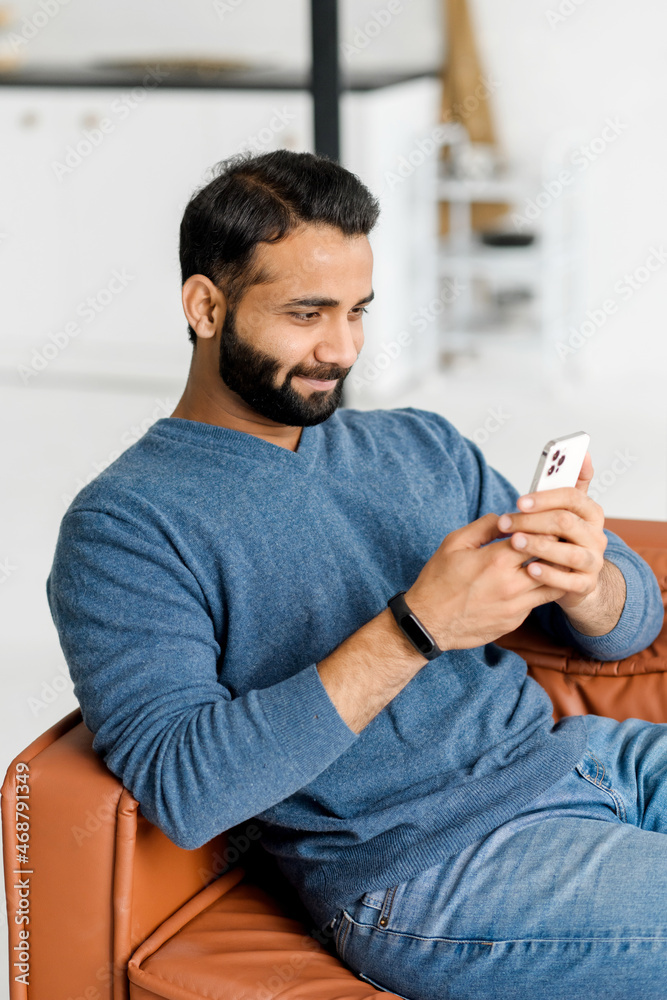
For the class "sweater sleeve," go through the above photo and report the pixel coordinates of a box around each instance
[403,408,664,662]
[457,428,663,661]
[529,529,664,661]
[46,507,358,850]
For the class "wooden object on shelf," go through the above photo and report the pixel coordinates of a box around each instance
[439,0,507,235]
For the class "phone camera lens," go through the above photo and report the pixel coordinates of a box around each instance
[547,465,555,476]
[552,450,560,460]
[557,455,565,466]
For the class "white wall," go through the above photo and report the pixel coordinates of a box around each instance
[0,0,444,72]
[471,0,667,386]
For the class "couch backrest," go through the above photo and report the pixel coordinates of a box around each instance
[2,710,230,1000]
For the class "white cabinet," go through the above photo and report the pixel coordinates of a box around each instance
[0,87,312,385]
[342,75,442,406]
[0,76,441,402]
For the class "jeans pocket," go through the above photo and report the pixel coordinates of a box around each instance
[357,968,414,999]
[359,887,390,910]
[334,885,400,965]
[575,749,628,822]
[348,884,399,928]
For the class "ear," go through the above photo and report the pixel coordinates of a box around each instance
[182,274,226,341]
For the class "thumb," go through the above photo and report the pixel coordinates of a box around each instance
[454,512,505,550]
[575,451,594,495]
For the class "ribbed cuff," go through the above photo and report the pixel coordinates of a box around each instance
[559,541,664,661]
[258,662,359,783]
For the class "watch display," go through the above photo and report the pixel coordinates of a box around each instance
[387,591,443,661]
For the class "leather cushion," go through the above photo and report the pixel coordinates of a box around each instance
[128,870,395,999]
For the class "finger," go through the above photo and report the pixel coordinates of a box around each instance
[500,510,592,547]
[510,534,599,572]
[575,451,594,495]
[501,505,608,550]
[528,585,568,607]
[498,516,560,541]
[454,512,506,550]
[524,560,593,595]
[502,541,572,580]
[514,485,602,525]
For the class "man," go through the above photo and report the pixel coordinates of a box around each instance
[47,149,665,999]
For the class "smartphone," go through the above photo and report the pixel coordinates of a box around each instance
[529,431,590,493]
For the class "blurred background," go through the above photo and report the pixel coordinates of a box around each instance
[1,0,666,989]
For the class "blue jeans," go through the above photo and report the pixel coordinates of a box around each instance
[328,714,667,999]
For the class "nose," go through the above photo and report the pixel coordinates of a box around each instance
[314,314,361,370]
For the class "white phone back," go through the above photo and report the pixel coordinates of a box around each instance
[529,432,591,493]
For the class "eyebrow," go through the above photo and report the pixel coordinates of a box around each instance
[281,290,375,308]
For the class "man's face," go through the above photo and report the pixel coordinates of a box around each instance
[217,224,373,427]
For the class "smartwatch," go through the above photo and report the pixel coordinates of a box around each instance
[386,591,443,661]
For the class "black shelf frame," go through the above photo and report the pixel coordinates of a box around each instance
[310,0,340,161]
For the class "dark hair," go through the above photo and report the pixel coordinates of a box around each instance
[179,148,381,345]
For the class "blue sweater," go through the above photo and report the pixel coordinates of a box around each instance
[46,408,664,930]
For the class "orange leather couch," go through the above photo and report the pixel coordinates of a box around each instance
[3,517,666,1000]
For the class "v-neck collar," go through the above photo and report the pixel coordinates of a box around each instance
[150,417,321,470]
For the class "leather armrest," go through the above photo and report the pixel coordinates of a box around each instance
[1,711,231,1000]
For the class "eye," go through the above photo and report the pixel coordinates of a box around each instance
[288,306,369,321]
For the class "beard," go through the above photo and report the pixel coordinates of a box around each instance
[218,306,351,427]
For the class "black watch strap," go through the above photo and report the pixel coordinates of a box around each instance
[387,591,443,661]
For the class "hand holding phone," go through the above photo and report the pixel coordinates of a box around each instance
[529,431,590,494]
[501,430,614,628]
[519,431,590,567]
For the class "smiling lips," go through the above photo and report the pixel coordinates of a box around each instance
[296,375,339,391]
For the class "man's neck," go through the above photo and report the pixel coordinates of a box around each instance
[170,389,303,453]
